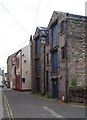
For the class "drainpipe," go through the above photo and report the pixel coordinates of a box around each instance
[20,49,22,91]
[30,35,33,92]
[44,44,46,95]
[65,16,69,103]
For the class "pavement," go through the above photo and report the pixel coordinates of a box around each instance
[0,87,3,119]
[1,88,87,119]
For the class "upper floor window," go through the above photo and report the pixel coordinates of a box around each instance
[52,51,58,73]
[35,59,40,76]
[61,46,66,59]
[46,31,49,44]
[36,37,40,58]
[46,54,49,65]
[52,22,58,48]
[60,21,65,35]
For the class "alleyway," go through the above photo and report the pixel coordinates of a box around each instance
[1,87,86,119]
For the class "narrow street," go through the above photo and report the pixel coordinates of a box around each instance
[1,87,86,119]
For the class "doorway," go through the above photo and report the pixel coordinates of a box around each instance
[51,78,58,98]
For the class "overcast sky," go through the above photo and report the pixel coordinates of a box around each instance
[0,0,86,72]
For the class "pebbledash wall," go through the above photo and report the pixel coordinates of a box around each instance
[31,11,87,100]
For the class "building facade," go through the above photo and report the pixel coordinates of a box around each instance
[47,11,87,100]
[31,11,87,101]
[7,45,31,91]
[15,45,31,91]
[7,53,16,88]
[0,68,4,86]
[31,27,48,94]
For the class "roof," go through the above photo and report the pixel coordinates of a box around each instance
[33,27,48,39]
[48,11,87,28]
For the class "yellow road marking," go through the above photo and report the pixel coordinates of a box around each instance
[3,94,14,120]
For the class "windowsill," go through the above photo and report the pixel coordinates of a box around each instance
[36,76,40,78]
[60,32,65,36]
[51,71,58,74]
[46,64,49,66]
[51,72,58,76]
[50,47,58,52]
[60,58,66,62]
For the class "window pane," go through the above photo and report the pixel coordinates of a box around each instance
[52,51,58,72]
[52,24,58,48]
[61,46,66,59]
[35,59,40,76]
[36,38,40,58]
[60,21,65,34]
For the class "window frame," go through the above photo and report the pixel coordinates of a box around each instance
[60,20,65,35]
[35,37,40,58]
[51,50,58,73]
[51,21,58,48]
[61,46,66,60]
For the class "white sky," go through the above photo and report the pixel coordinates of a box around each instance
[0,0,86,72]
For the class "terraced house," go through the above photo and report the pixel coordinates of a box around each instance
[31,11,87,102]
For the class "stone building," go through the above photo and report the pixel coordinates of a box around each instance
[31,11,87,101]
[31,27,48,94]
[46,11,87,100]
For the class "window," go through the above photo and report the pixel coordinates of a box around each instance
[16,57,19,68]
[60,21,65,35]
[35,59,40,76]
[22,78,25,83]
[46,71,49,93]
[36,37,40,58]
[46,54,49,65]
[52,23,58,48]
[52,51,58,72]
[46,32,49,44]
[61,46,66,59]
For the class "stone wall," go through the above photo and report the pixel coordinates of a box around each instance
[31,11,87,101]
[31,39,36,92]
[67,19,86,88]
[40,44,45,93]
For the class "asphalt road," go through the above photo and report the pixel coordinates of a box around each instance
[1,88,87,119]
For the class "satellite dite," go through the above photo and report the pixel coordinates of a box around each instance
[86,1,87,16]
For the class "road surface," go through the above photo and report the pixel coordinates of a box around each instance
[1,88,87,119]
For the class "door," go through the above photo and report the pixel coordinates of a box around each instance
[52,78,58,98]
[36,78,40,92]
